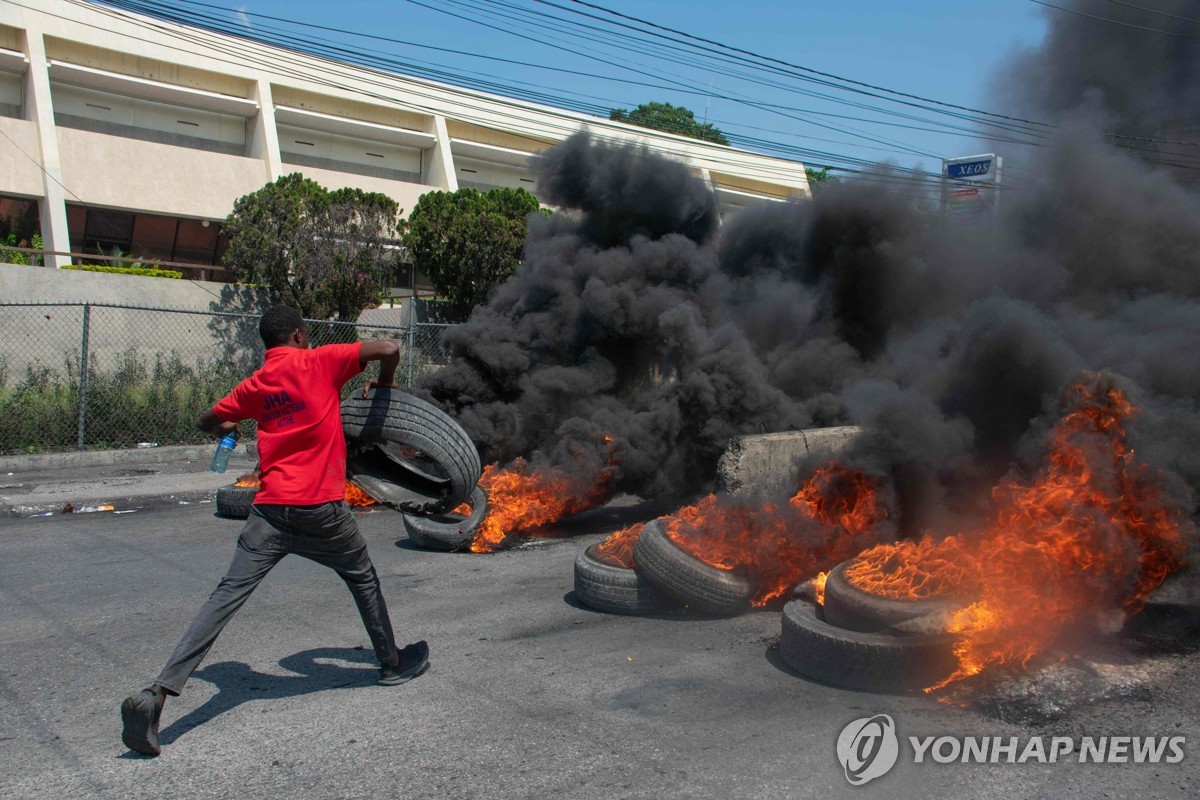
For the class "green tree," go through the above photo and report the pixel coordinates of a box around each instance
[403,187,544,318]
[805,167,838,193]
[609,101,730,146]
[222,173,403,322]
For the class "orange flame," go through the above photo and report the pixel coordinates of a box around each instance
[344,481,377,507]
[812,571,829,606]
[468,458,616,553]
[233,472,261,488]
[844,376,1191,689]
[595,522,645,568]
[656,464,893,605]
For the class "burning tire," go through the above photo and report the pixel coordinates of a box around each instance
[215,483,257,519]
[821,560,965,633]
[342,387,481,515]
[573,543,669,615]
[633,520,755,616]
[403,486,489,552]
[779,597,958,693]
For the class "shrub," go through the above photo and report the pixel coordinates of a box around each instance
[1,233,44,266]
[63,264,183,279]
[0,350,249,453]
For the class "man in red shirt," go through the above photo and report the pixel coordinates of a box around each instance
[121,305,428,757]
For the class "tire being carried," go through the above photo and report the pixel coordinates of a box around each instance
[779,597,958,693]
[341,387,481,515]
[403,486,489,552]
[215,483,257,519]
[633,519,754,616]
[574,543,670,616]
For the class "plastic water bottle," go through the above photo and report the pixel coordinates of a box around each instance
[209,430,238,474]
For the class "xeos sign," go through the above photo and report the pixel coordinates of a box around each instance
[945,157,994,179]
[942,153,1003,218]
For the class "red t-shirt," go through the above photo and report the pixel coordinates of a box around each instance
[213,343,363,505]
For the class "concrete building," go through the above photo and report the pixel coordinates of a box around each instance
[0,0,809,291]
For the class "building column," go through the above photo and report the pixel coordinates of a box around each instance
[248,79,282,182]
[422,115,458,191]
[23,30,69,269]
[699,167,726,225]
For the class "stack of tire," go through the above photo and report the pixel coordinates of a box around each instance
[573,520,756,617]
[573,528,964,693]
[779,559,962,693]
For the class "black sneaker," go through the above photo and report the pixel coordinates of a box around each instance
[121,689,163,756]
[378,640,430,686]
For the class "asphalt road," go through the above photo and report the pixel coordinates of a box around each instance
[1,500,1197,800]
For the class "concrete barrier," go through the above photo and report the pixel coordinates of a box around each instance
[716,426,862,498]
[0,441,260,472]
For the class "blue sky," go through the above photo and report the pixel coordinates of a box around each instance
[174,0,1053,177]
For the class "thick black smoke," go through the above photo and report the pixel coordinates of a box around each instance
[1002,0,1200,133]
[423,135,804,501]
[422,9,1200,547]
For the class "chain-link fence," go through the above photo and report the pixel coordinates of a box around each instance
[0,302,455,454]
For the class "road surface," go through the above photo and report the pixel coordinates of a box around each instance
[1,499,1196,799]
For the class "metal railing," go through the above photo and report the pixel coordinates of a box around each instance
[0,244,230,281]
[0,301,455,454]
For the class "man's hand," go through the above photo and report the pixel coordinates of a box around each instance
[359,340,402,397]
[198,409,238,437]
[362,379,401,397]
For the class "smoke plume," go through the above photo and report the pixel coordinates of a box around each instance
[421,7,1200,554]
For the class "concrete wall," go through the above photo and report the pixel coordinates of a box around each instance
[0,263,269,377]
[717,426,862,499]
[0,117,44,197]
[0,260,257,307]
[285,163,430,218]
[56,127,269,219]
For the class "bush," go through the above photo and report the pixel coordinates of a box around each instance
[0,350,249,453]
[403,187,545,318]
[1,233,44,266]
[63,264,183,279]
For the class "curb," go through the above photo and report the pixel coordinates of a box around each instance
[0,442,260,472]
[1,486,227,519]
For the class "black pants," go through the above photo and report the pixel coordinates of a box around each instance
[153,501,399,695]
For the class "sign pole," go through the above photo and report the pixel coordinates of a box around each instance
[992,156,1003,219]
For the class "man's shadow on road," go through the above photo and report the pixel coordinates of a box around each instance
[158,646,377,745]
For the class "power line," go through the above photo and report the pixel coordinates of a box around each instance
[104,0,1053,166]
[70,1,859,185]
[550,0,1056,128]
[80,0,1200,182]
[1025,0,1200,40]
[404,0,945,159]
[1098,0,1200,25]
[96,0,974,176]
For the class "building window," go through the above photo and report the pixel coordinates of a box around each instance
[0,196,39,243]
[0,72,22,120]
[82,209,135,255]
[130,214,177,261]
[173,218,220,264]
[66,205,225,267]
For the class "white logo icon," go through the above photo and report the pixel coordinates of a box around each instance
[837,714,899,786]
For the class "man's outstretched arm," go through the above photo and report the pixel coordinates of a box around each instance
[360,340,402,393]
